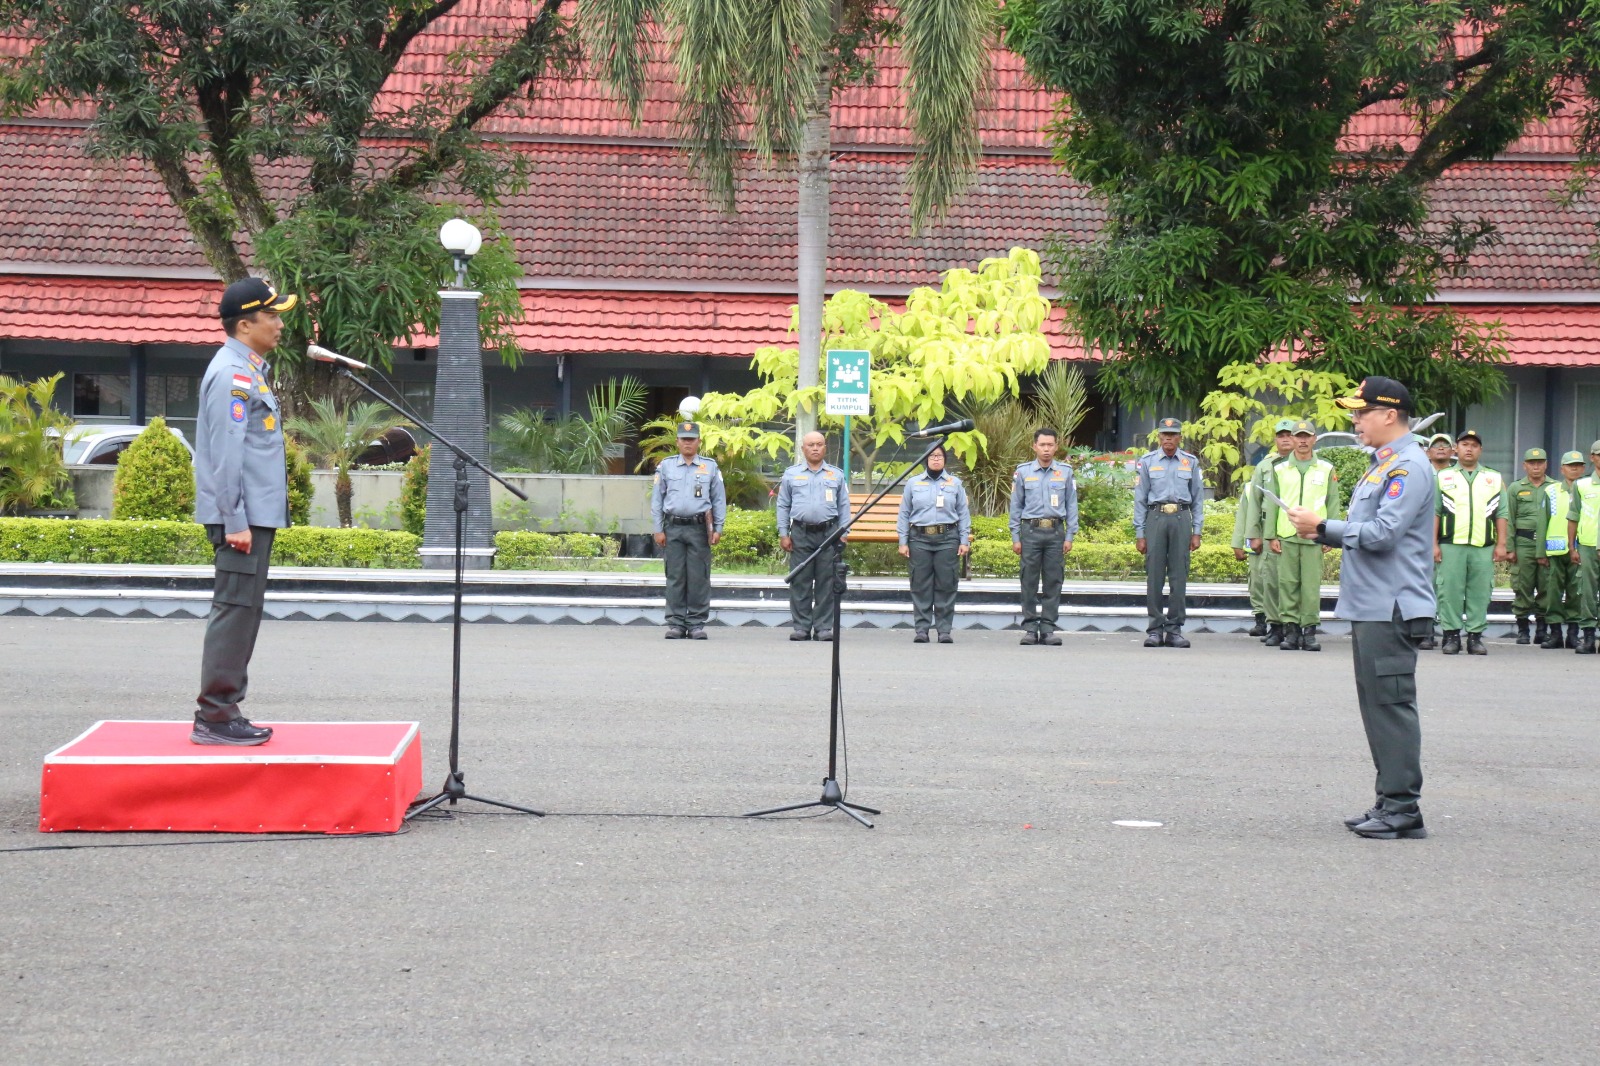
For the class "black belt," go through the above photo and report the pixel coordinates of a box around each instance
[1148,502,1192,512]
[916,524,953,535]
[793,519,836,532]
[665,514,708,526]
[1515,528,1537,537]
[1025,517,1062,530]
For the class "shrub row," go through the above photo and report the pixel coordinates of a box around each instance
[494,531,615,569]
[0,518,420,568]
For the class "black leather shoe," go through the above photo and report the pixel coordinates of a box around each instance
[1515,620,1531,644]
[1344,805,1382,829]
[1166,631,1190,649]
[938,633,954,644]
[1040,633,1062,646]
[790,629,811,641]
[1466,632,1487,655]
[664,627,687,639]
[1578,628,1597,654]
[1019,630,1040,645]
[1143,631,1164,648]
[1263,623,1284,647]
[1415,635,1437,650]
[1279,623,1302,651]
[1441,630,1462,655]
[1300,624,1322,651]
[688,627,708,640]
[191,716,273,746]
[813,629,834,642]
[913,630,929,643]
[1350,809,1427,839]
[1541,625,1565,649]
[1247,613,1268,637]
[1534,620,1549,645]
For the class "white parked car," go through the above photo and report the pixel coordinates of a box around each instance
[55,425,195,466]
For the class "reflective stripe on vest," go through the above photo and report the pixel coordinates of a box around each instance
[1438,468,1503,546]
[1578,477,1600,548]
[1274,458,1334,539]
[1546,481,1573,554]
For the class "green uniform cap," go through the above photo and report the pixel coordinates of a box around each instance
[1457,429,1483,444]
[1523,447,1548,461]
[1591,439,1600,455]
[1561,450,1585,465]
[1291,420,1315,436]
[1273,418,1296,433]
[1427,433,1454,447]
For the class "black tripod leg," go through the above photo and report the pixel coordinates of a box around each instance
[458,792,545,817]
[404,792,456,819]
[833,802,875,828]
[745,800,828,818]
[840,801,881,815]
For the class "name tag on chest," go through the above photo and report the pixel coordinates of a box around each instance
[936,494,946,509]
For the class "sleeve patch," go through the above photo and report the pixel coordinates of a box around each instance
[230,398,247,423]
[1386,478,1405,499]
[230,389,248,400]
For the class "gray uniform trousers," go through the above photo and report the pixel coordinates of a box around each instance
[1144,506,1193,633]
[664,519,712,628]
[197,525,276,723]
[1349,606,1426,813]
[909,527,960,635]
[1019,522,1066,634]
[788,524,839,633]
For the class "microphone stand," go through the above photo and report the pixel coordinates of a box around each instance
[331,366,545,820]
[746,433,956,828]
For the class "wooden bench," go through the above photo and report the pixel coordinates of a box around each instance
[845,492,903,543]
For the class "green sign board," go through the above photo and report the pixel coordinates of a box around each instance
[824,349,870,416]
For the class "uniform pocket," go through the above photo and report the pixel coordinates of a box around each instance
[213,544,260,606]
[1373,654,1416,706]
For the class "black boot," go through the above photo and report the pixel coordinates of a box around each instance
[1300,624,1322,651]
[1247,612,1268,638]
[1416,627,1437,650]
[1542,623,1566,649]
[1466,631,1487,655]
[1516,619,1531,645]
[1533,620,1549,646]
[1263,623,1284,648]
[1441,630,1462,655]
[1567,623,1581,650]
[1279,623,1303,651]
[1578,628,1597,655]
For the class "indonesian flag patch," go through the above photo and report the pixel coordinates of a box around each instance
[232,373,252,390]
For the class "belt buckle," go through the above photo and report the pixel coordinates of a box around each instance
[1037,518,1055,529]
[1160,503,1179,514]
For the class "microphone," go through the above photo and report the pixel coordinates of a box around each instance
[306,344,371,372]
[907,418,975,439]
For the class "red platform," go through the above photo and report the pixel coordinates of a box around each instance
[40,721,423,834]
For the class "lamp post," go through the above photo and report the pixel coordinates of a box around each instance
[421,218,496,570]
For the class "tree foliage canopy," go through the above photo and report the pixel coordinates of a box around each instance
[0,0,573,370]
[1001,0,1600,414]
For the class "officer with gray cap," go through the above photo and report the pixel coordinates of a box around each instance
[1287,376,1434,839]
[192,277,296,746]
[651,420,726,639]
[1009,427,1079,645]
[1134,417,1205,648]
[776,430,848,641]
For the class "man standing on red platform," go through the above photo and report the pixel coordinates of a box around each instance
[191,277,296,746]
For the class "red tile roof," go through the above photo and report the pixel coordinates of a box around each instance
[0,276,221,343]
[1460,305,1600,368]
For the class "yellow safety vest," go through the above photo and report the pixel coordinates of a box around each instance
[1438,467,1503,547]
[1576,476,1600,548]
[1274,458,1335,539]
[1545,481,1573,555]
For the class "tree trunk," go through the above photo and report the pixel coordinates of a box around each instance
[336,469,353,528]
[795,66,832,451]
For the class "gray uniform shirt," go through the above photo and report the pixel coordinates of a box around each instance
[651,453,727,532]
[194,337,288,534]
[776,461,847,536]
[1132,448,1206,536]
[897,471,972,545]
[1008,459,1080,540]
[1316,435,1437,622]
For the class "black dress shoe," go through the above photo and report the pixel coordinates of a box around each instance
[1343,805,1383,829]
[1166,631,1190,649]
[1466,632,1487,655]
[1415,635,1437,650]
[938,633,954,644]
[813,629,834,642]
[1350,809,1427,839]
[664,627,687,639]
[1143,631,1164,648]
[190,717,273,746]
[688,627,708,640]
[1018,631,1040,646]
[1040,633,1062,646]
[913,630,930,643]
[790,629,811,641]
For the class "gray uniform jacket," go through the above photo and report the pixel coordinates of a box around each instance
[1315,435,1437,622]
[776,461,847,536]
[897,471,972,545]
[194,337,288,535]
[1132,448,1206,536]
[1008,460,1080,540]
[651,454,727,532]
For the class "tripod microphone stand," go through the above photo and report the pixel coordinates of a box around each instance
[745,434,955,828]
[332,367,544,820]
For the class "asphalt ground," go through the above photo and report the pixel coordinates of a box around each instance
[1,617,1597,1064]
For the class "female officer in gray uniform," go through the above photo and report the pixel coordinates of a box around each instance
[1288,377,1435,839]
[896,444,971,643]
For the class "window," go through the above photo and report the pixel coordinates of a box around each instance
[1576,384,1600,451]
[73,374,130,420]
[1465,385,1518,474]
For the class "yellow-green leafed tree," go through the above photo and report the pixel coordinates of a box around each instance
[684,248,1053,487]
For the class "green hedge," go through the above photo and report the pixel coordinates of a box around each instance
[712,507,780,567]
[494,530,613,569]
[0,518,419,568]
[272,527,420,568]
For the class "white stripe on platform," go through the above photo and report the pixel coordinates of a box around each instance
[43,721,420,765]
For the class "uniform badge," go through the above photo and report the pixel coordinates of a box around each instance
[230,398,246,423]
[263,415,276,431]
[1386,479,1405,499]
[230,389,248,400]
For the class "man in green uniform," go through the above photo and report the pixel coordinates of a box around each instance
[1542,451,1587,648]
[1264,421,1342,651]
[1233,420,1295,639]
[1434,429,1509,655]
[1418,431,1456,649]
[1506,448,1558,645]
[1568,442,1600,654]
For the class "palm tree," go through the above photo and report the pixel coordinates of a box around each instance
[587,0,996,446]
[287,398,414,527]
[491,376,648,474]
